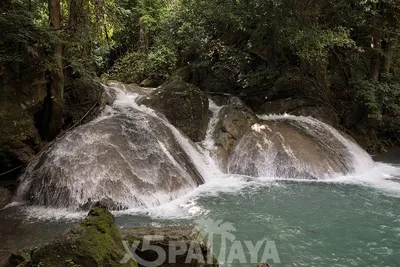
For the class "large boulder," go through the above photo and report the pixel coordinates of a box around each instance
[140,80,209,142]
[213,98,258,169]
[17,110,204,210]
[121,226,219,267]
[227,116,370,179]
[9,203,138,267]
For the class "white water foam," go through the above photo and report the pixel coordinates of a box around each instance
[258,114,375,175]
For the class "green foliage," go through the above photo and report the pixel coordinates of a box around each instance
[109,44,177,83]
[0,3,53,65]
[3,0,400,146]
[352,78,400,117]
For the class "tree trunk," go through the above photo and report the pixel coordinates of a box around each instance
[45,0,64,140]
[69,0,86,30]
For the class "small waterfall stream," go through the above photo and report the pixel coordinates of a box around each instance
[228,114,374,179]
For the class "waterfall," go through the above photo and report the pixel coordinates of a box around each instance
[16,83,218,210]
[227,114,374,179]
[15,83,379,211]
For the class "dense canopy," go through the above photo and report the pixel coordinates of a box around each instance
[1,0,400,152]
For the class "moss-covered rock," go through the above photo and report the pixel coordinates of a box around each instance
[120,226,219,267]
[15,203,138,267]
[140,80,209,142]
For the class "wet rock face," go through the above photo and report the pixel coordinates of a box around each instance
[140,80,209,142]
[10,203,138,267]
[213,97,258,169]
[121,226,219,267]
[0,68,46,174]
[18,111,204,210]
[228,119,353,179]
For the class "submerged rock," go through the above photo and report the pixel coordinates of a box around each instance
[213,97,258,169]
[140,80,209,142]
[9,203,138,267]
[121,226,219,267]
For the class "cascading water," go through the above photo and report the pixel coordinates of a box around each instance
[227,114,374,179]
[14,82,396,214]
[16,83,220,210]
[4,83,400,267]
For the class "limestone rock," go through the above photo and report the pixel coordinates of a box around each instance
[19,112,204,210]
[228,118,355,179]
[213,97,258,169]
[140,80,209,142]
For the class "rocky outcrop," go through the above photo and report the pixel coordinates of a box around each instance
[213,97,258,169]
[0,187,12,208]
[18,111,204,210]
[63,76,106,128]
[0,51,46,175]
[228,117,358,179]
[140,80,209,142]
[7,205,219,267]
[121,226,218,267]
[8,203,138,267]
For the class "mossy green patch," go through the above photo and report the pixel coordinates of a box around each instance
[26,203,138,267]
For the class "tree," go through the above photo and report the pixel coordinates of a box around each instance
[44,0,64,140]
